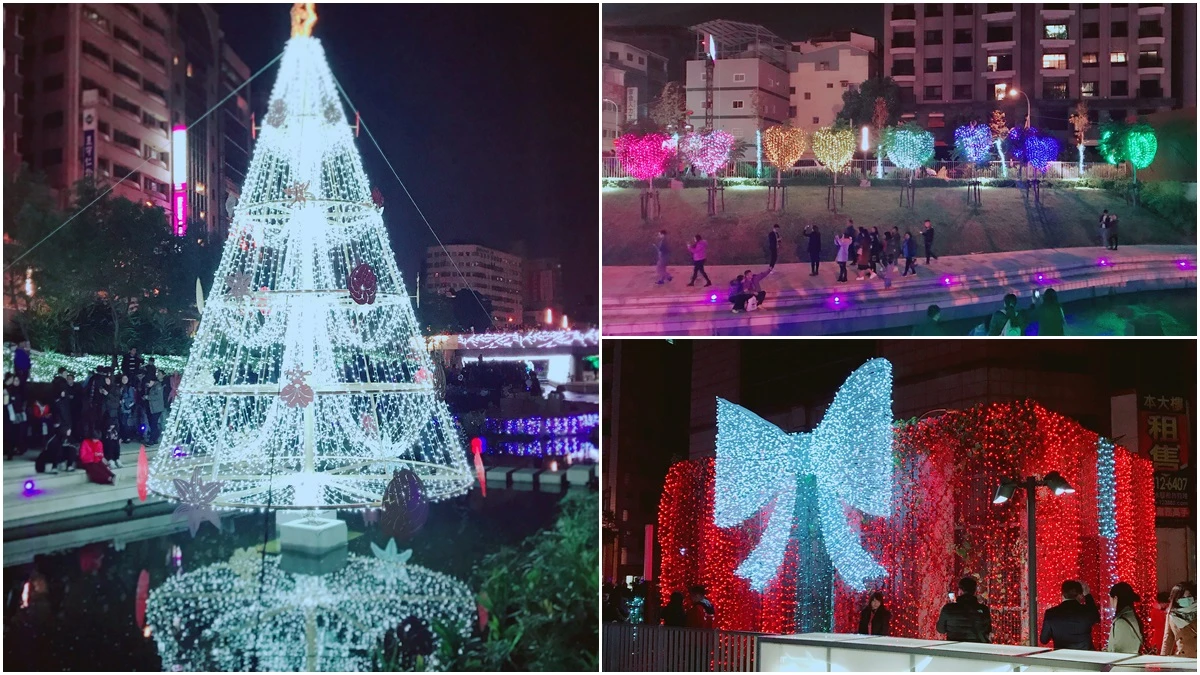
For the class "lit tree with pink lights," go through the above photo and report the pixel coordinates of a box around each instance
[615,132,673,220]
[680,130,736,216]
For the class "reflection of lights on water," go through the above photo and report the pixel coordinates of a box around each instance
[21,581,30,608]
[485,413,599,436]
[167,545,183,569]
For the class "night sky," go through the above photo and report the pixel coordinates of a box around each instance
[216,4,599,318]
[602,3,884,42]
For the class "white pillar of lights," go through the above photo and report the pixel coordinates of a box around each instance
[171,125,188,236]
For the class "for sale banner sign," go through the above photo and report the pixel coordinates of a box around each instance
[1138,394,1191,524]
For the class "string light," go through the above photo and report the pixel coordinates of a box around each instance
[680,130,736,175]
[762,126,808,175]
[954,123,993,165]
[2,346,188,383]
[659,400,1157,646]
[882,125,935,171]
[147,32,473,510]
[146,553,474,671]
[811,126,856,174]
[1024,135,1060,173]
[1125,123,1157,171]
[713,359,894,592]
[614,133,673,182]
[427,329,598,351]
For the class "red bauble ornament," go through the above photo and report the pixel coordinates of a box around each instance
[349,263,377,305]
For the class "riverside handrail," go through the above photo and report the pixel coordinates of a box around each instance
[601,157,1128,181]
[602,624,759,672]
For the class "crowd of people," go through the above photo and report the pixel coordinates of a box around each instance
[4,344,179,485]
[653,209,1125,332]
[607,574,1195,657]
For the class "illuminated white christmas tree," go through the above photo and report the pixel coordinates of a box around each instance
[148,5,472,510]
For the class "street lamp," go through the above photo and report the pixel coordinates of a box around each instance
[1007,88,1032,129]
[992,471,1075,646]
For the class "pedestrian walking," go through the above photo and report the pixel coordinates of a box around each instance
[1107,214,1119,251]
[870,226,882,274]
[882,229,894,268]
[686,235,712,287]
[1107,582,1144,653]
[1161,581,1196,657]
[858,592,892,636]
[922,220,938,264]
[901,232,917,276]
[1099,209,1111,249]
[835,232,850,283]
[768,224,781,269]
[1040,580,1101,650]
[936,577,993,643]
[889,227,901,272]
[804,225,822,276]
[653,230,672,285]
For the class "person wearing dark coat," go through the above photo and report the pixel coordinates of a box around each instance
[661,592,687,627]
[145,375,166,444]
[1040,580,1101,650]
[936,577,994,643]
[921,220,938,264]
[50,367,69,399]
[858,592,892,636]
[804,225,822,276]
[51,386,73,434]
[67,374,85,444]
[120,347,144,378]
[35,426,76,473]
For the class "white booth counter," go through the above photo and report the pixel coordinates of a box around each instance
[757,633,1198,672]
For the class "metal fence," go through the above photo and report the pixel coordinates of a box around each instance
[602,624,759,672]
[601,157,1129,181]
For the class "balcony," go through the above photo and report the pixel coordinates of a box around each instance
[1137,24,1165,44]
[1138,4,1166,16]
[890,5,916,25]
[982,4,1015,22]
[1041,6,1074,21]
[1138,55,1165,74]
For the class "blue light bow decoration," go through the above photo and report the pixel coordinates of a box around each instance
[714,358,894,592]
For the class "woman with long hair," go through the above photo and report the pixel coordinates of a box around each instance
[1107,582,1144,653]
[858,591,891,636]
[661,591,686,627]
[1161,581,1196,657]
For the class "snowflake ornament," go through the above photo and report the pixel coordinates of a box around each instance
[323,100,342,125]
[283,181,313,207]
[172,467,224,537]
[280,367,314,408]
[225,272,253,300]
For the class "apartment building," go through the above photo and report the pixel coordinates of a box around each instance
[789,32,878,131]
[684,21,791,146]
[16,4,175,211]
[882,3,1194,143]
[423,244,524,326]
[522,257,564,327]
[602,65,625,152]
[8,4,253,242]
[602,38,669,123]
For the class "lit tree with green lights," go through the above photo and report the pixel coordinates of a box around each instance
[1098,120,1158,186]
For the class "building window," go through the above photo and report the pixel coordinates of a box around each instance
[42,110,64,129]
[789,86,795,94]
[43,74,64,92]
[98,120,110,136]
[953,84,972,100]
[1043,82,1069,99]
[892,4,916,21]
[1140,78,1163,98]
[1081,81,1097,97]
[113,59,140,84]
[898,86,915,104]
[143,79,166,99]
[986,3,1012,12]
[953,56,972,72]
[990,82,1010,100]
[1081,22,1100,39]
[732,100,744,109]
[1138,21,1163,39]
[788,105,797,117]
[607,51,618,61]
[1082,52,1099,65]
[925,4,943,17]
[112,163,140,183]
[812,116,820,125]
[112,25,139,52]
[987,54,1013,72]
[1139,50,1162,68]
[1110,51,1127,64]
[42,148,63,167]
[924,85,943,100]
[927,115,946,129]
[81,40,110,65]
[841,80,850,88]
[803,92,811,100]
[82,5,109,32]
[986,25,1014,43]
[733,73,745,82]
[954,28,973,44]
[892,59,915,76]
[143,111,168,133]
[925,30,943,44]
[1043,24,1069,40]
[625,53,632,61]
[143,48,166,70]
[924,57,943,73]
[637,56,644,65]
[142,14,165,37]
[113,95,141,118]
[98,158,110,177]
[1042,53,1067,69]
[954,3,973,15]
[113,128,140,151]
[1111,80,1128,96]
[1111,21,1127,38]
[42,36,65,54]
[826,82,834,88]
[893,32,915,48]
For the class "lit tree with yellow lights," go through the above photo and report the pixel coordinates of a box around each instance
[812,124,856,212]
[146,3,473,512]
[762,125,808,210]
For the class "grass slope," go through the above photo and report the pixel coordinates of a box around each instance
[602,184,1196,266]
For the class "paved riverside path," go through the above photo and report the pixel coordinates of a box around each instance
[602,245,1196,336]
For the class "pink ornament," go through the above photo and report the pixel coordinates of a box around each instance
[680,130,736,175]
[362,412,378,436]
[280,367,314,408]
[415,367,430,384]
[348,263,377,305]
[615,133,673,182]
